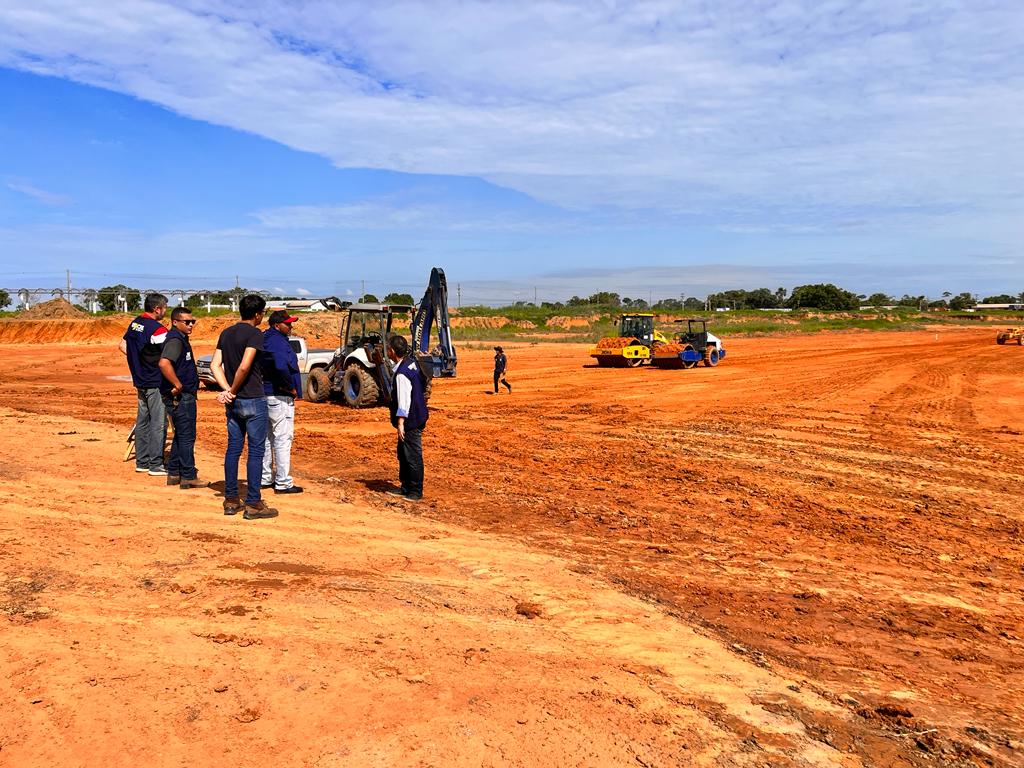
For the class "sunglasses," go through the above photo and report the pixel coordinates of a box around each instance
[177,319,197,326]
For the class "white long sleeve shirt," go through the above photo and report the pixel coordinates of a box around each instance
[394,370,412,418]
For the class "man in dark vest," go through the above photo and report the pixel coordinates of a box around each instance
[386,335,428,502]
[119,292,169,475]
[158,306,207,489]
[493,346,512,394]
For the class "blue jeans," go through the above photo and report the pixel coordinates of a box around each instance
[224,396,268,504]
[165,392,197,480]
[135,387,167,471]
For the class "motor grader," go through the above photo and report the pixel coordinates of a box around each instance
[995,327,1024,345]
[590,314,670,367]
[651,318,726,368]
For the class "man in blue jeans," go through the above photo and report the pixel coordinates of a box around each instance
[158,306,208,489]
[211,294,278,520]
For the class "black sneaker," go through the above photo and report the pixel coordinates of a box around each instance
[243,501,279,520]
[260,483,274,489]
[274,485,303,494]
[223,497,244,516]
[385,487,408,497]
[402,493,423,503]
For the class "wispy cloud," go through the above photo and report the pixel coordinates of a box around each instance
[5,179,72,206]
[253,200,568,232]
[1,1,1021,230]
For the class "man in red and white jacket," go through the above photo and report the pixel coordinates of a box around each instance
[119,293,169,475]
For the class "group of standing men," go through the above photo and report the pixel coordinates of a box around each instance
[121,292,430,519]
[121,293,303,520]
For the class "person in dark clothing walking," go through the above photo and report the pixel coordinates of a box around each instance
[386,335,427,501]
[158,306,207,489]
[211,294,277,520]
[260,310,303,494]
[120,292,169,475]
[493,346,512,394]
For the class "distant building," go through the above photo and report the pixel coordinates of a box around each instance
[268,299,340,313]
[975,303,1023,310]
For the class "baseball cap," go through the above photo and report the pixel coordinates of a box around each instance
[268,310,298,325]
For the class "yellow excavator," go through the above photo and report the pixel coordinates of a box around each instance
[590,313,670,367]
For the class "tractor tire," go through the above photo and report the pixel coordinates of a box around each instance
[997,336,1006,345]
[703,347,720,367]
[342,364,380,408]
[306,367,332,402]
[1018,336,1023,346]
[626,356,644,368]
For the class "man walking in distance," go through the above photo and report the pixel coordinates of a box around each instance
[211,294,278,520]
[119,293,169,475]
[493,346,512,394]
[386,335,427,501]
[260,310,303,495]
[158,307,208,489]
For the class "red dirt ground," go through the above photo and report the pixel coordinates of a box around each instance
[0,321,1022,767]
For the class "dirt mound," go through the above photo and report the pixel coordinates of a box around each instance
[546,315,598,329]
[19,298,87,319]
[0,318,129,344]
[450,316,534,329]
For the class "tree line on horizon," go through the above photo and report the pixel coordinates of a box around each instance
[3,283,1023,313]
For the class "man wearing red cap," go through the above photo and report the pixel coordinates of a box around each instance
[260,310,303,494]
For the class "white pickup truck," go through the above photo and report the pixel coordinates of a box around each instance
[197,336,337,398]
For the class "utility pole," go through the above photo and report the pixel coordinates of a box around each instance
[66,269,71,297]
[457,283,461,308]
[361,279,365,300]
[534,286,537,305]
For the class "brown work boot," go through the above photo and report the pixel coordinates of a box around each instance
[166,475,181,486]
[223,496,244,516]
[243,500,279,520]
[180,477,210,489]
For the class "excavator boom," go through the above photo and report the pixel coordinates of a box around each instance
[411,267,458,377]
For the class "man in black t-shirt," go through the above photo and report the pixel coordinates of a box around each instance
[211,294,277,520]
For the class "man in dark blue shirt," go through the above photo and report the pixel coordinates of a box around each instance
[119,293,169,475]
[386,334,428,501]
[158,306,207,489]
[260,310,303,494]
[493,346,512,394]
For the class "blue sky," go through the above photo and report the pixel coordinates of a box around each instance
[1,1,1022,305]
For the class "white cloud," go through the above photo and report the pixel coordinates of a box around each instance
[253,200,566,232]
[295,287,311,296]
[6,179,72,206]
[1,0,1022,228]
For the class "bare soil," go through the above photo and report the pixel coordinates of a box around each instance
[0,323,1021,767]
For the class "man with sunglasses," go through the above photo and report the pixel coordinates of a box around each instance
[158,307,207,489]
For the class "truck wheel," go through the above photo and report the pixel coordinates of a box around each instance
[306,368,332,403]
[703,347,720,367]
[997,336,1006,344]
[342,365,380,408]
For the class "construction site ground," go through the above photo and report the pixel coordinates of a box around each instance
[0,322,1021,767]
